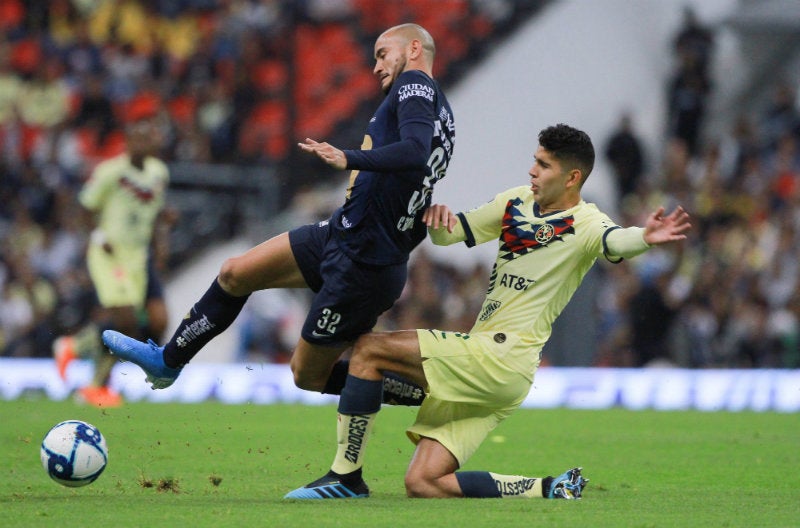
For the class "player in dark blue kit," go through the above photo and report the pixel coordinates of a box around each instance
[102,23,455,404]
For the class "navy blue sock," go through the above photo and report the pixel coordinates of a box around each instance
[323,360,426,406]
[382,371,426,406]
[455,471,502,498]
[542,476,554,497]
[338,374,383,415]
[163,279,249,368]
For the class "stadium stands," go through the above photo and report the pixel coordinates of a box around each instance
[0,0,545,358]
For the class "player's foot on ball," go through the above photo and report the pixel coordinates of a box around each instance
[53,336,78,381]
[102,330,182,389]
[547,467,588,499]
[284,470,370,499]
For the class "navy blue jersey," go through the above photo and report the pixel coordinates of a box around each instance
[331,69,455,265]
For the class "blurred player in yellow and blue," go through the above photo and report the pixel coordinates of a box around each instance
[54,100,172,407]
[286,123,691,500]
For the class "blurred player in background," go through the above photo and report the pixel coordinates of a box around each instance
[103,23,455,406]
[286,124,691,500]
[54,103,172,408]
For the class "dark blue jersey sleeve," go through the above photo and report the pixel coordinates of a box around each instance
[343,120,432,172]
[331,69,455,265]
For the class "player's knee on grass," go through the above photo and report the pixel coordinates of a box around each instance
[404,472,425,498]
[404,472,442,498]
[404,460,451,498]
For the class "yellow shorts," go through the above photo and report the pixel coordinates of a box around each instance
[86,244,148,309]
[406,329,537,467]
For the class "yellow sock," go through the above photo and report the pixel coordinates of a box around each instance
[487,472,545,498]
[330,413,376,475]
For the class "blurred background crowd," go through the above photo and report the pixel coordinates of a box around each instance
[1,0,799,369]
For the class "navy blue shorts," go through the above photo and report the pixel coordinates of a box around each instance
[289,221,407,346]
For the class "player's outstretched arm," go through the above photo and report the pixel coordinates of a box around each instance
[423,203,458,233]
[298,138,347,170]
[642,206,691,246]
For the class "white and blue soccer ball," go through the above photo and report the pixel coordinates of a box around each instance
[40,420,108,487]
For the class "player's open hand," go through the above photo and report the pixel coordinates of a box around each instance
[423,204,458,233]
[298,138,347,170]
[643,205,691,246]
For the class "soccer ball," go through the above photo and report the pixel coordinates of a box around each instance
[40,420,108,487]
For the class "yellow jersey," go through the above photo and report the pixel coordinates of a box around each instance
[430,185,630,377]
[79,153,169,254]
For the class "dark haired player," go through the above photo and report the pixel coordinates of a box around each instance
[103,23,455,406]
[286,124,690,499]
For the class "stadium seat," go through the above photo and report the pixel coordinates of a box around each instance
[252,59,289,96]
[97,129,126,159]
[10,37,41,75]
[0,0,24,32]
[296,109,334,140]
[167,95,197,125]
[251,100,289,131]
[74,126,99,159]
[240,101,290,159]
[123,92,161,123]
[351,0,406,35]
[294,25,336,105]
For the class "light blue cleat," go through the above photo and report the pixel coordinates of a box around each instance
[102,330,182,389]
[284,471,370,499]
[547,467,588,499]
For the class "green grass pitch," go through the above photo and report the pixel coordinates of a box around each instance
[3,399,797,528]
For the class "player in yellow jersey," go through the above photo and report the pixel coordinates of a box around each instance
[286,123,691,500]
[54,109,171,407]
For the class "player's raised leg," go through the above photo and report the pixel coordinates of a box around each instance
[103,232,306,388]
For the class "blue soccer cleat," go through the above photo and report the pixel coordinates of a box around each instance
[547,467,588,499]
[284,471,370,499]
[102,330,182,389]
